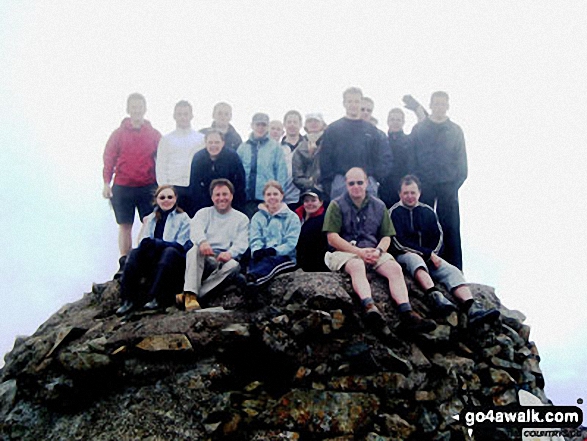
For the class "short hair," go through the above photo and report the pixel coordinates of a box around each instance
[283,110,302,124]
[204,129,225,142]
[345,167,368,181]
[343,87,363,100]
[127,93,146,107]
[263,180,284,195]
[209,178,234,196]
[362,97,374,106]
[431,91,449,102]
[388,108,405,118]
[213,102,232,116]
[399,174,422,191]
[174,100,192,113]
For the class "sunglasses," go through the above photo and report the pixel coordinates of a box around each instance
[360,108,372,112]
[347,180,365,186]
[158,195,175,200]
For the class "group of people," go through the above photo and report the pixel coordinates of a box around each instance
[103,87,498,334]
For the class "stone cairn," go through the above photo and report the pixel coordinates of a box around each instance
[0,271,552,440]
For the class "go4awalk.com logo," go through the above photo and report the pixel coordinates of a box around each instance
[452,390,585,440]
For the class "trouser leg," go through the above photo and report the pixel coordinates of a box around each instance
[435,183,463,271]
[199,259,240,299]
[184,247,206,294]
[120,245,155,303]
[149,247,185,306]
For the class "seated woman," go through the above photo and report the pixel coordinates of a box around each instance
[247,180,301,287]
[116,185,191,315]
[295,189,329,272]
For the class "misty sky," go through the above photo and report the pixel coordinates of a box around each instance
[1,1,586,419]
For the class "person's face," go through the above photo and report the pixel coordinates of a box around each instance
[174,105,193,129]
[360,99,374,122]
[264,186,283,208]
[430,96,449,119]
[127,98,146,123]
[345,169,367,199]
[387,112,405,133]
[156,188,177,211]
[284,115,302,137]
[343,92,362,119]
[205,133,225,159]
[399,182,421,208]
[213,104,232,126]
[303,195,322,215]
[305,118,323,134]
[269,122,284,141]
[211,185,233,213]
[252,121,268,138]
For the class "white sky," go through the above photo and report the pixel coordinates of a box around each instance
[1,0,586,416]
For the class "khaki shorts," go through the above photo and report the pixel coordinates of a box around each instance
[324,251,395,272]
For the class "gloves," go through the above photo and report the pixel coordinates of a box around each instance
[253,247,277,260]
[402,94,424,112]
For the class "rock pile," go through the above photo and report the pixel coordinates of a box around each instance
[0,271,552,440]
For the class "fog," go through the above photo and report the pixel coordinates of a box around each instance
[1,0,586,418]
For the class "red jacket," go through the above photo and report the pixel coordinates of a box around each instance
[103,118,161,187]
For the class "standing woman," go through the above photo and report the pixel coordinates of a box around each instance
[116,185,192,315]
[247,181,301,287]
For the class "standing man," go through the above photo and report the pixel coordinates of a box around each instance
[280,110,304,209]
[292,112,327,194]
[390,175,499,325]
[181,179,249,310]
[411,91,467,270]
[102,93,161,274]
[237,112,287,218]
[379,108,413,208]
[323,167,436,333]
[320,87,391,200]
[156,100,205,216]
[200,102,243,151]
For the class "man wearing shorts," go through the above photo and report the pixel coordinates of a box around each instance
[322,167,436,333]
[390,174,499,326]
[102,93,161,274]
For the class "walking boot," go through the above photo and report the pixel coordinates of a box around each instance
[399,310,437,333]
[467,300,500,327]
[430,290,458,316]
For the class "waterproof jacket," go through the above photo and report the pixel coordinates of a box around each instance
[319,118,392,190]
[410,118,467,187]
[237,134,288,201]
[137,208,191,247]
[292,135,322,192]
[389,201,443,260]
[189,147,246,213]
[249,204,301,261]
[103,118,161,186]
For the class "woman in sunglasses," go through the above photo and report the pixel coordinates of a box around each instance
[116,185,192,315]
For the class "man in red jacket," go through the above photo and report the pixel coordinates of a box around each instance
[102,93,161,274]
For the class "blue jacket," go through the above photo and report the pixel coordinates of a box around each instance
[237,134,288,201]
[389,202,443,260]
[249,204,301,261]
[138,208,191,247]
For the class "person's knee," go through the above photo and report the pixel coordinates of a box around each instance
[344,258,366,275]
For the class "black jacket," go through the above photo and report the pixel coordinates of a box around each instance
[189,147,246,214]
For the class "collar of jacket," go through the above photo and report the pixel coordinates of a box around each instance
[258,202,290,218]
[246,133,270,146]
[121,117,152,131]
[295,204,325,221]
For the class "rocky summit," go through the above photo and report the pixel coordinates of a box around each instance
[0,271,552,440]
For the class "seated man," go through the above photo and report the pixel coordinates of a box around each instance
[323,167,436,333]
[181,179,249,310]
[390,175,499,325]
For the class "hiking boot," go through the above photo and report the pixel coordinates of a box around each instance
[430,290,457,316]
[184,293,201,311]
[113,255,127,280]
[363,302,386,329]
[245,273,258,287]
[116,300,133,316]
[399,310,437,333]
[468,301,500,327]
[143,299,161,310]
